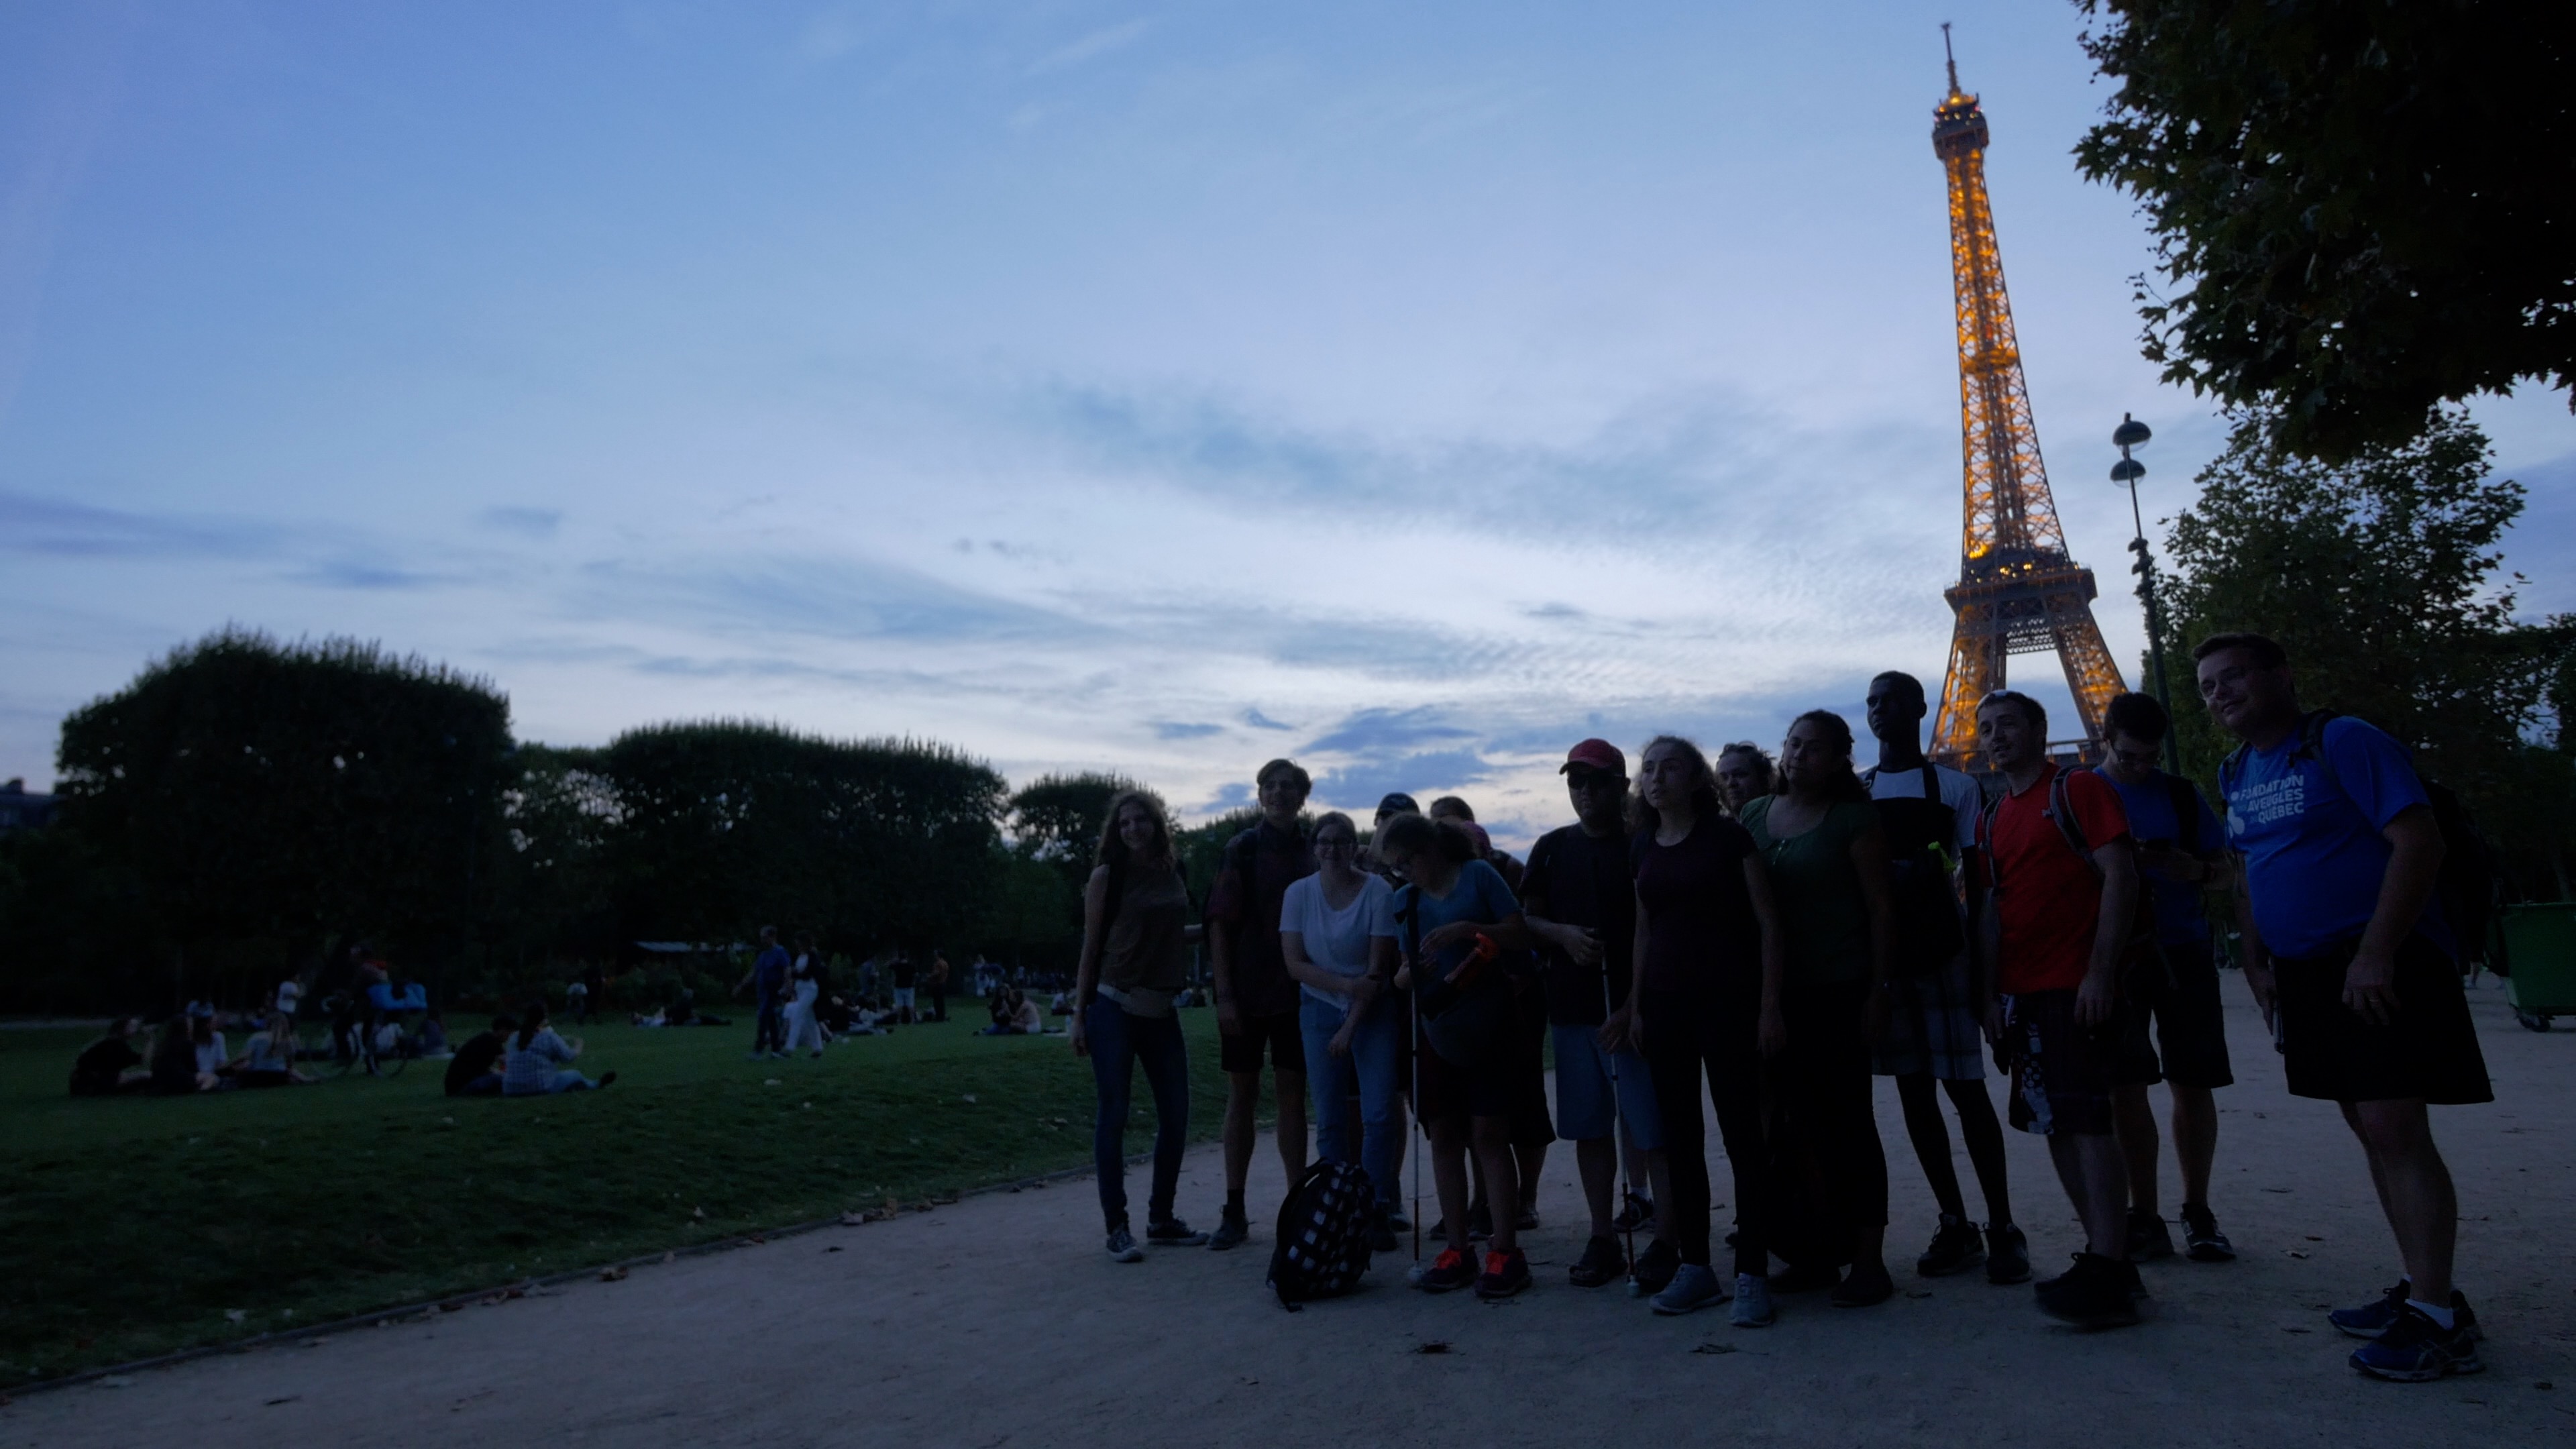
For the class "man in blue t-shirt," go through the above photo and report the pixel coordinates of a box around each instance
[2198,632,2491,1383]
[2093,692,2237,1267]
[740,926,792,1061]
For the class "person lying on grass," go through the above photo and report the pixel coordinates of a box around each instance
[501,1001,615,1095]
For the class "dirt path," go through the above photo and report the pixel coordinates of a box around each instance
[15,990,2572,1448]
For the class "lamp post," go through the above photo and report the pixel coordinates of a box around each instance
[2110,413,2180,775]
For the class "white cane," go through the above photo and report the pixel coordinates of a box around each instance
[1603,957,1638,1283]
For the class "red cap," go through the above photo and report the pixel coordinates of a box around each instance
[1559,738,1626,777]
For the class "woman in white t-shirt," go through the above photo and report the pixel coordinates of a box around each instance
[1281,810,1404,1248]
[782,943,828,1057]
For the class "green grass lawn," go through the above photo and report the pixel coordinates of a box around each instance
[1,1010,1248,1381]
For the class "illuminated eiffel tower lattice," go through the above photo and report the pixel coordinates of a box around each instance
[1925,29,2125,769]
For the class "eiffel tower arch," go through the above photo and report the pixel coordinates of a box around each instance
[1924,33,2125,771]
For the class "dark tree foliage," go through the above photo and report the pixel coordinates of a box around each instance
[49,628,515,1008]
[1006,772,1152,894]
[486,744,624,968]
[594,722,1005,955]
[2074,1,2576,460]
[2162,409,2576,895]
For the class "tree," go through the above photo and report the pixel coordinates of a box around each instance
[1006,772,1151,894]
[595,722,1006,954]
[2074,1,2576,460]
[2161,408,2575,894]
[52,628,514,1007]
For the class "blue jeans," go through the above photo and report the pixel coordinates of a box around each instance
[504,1070,594,1096]
[1299,993,1402,1209]
[1085,998,1191,1231]
[753,994,784,1054]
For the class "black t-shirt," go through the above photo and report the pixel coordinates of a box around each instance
[1633,815,1762,1001]
[892,959,918,989]
[1208,820,1318,1019]
[70,1036,141,1095]
[445,1031,506,1095]
[1521,824,1638,1026]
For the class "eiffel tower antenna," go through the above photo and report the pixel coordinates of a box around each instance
[1925,40,2127,768]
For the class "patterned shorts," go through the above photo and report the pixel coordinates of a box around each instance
[1872,949,1987,1081]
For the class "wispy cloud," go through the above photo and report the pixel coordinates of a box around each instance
[1152,720,1223,740]
[1026,18,1151,78]
[478,506,561,539]
[0,491,278,559]
[1242,708,1295,731]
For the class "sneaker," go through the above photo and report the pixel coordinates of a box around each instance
[2330,1281,2479,1340]
[1568,1235,1627,1289]
[2035,1252,2143,1328]
[1516,1205,1540,1232]
[1731,1272,1776,1326]
[1831,1259,1895,1307]
[1474,1247,1532,1300]
[1465,1199,1493,1243]
[596,1071,618,1089]
[2350,1303,2485,1381]
[2180,1203,2236,1263]
[1628,1238,1682,1297]
[2127,1208,2177,1261]
[1106,1226,1144,1263]
[1428,1216,1446,1243]
[1411,1247,1475,1293]
[1144,1218,1209,1248]
[1208,1205,1250,1252]
[1984,1223,2032,1285]
[1387,1205,1412,1234]
[1917,1214,1985,1277]
[1613,1192,1656,1235]
[1650,1262,1727,1315]
[1768,1261,1841,1294]
[1366,1208,1399,1255]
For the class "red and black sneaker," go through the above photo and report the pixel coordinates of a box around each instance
[1409,1248,1474,1293]
[1475,1246,1532,1300]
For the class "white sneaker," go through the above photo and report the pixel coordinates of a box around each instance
[1650,1263,1729,1315]
[1731,1273,1776,1326]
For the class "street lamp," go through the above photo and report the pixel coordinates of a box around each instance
[2109,413,2180,774]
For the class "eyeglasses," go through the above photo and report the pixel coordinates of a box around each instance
[1315,837,1358,852]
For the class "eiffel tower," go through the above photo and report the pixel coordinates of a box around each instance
[1925,30,2125,769]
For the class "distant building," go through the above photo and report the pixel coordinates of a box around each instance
[0,778,54,833]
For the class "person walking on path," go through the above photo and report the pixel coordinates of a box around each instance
[1735,711,1898,1309]
[739,927,791,1060]
[502,1000,614,1095]
[1520,738,1676,1292]
[2094,691,2239,1265]
[1071,790,1210,1261]
[1861,670,2027,1285]
[1603,736,1788,1325]
[1974,690,2146,1328]
[2197,633,2491,1381]
[1381,812,1541,1300]
[1280,810,1405,1251]
[1203,759,1318,1252]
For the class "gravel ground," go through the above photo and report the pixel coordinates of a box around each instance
[13,987,2571,1448]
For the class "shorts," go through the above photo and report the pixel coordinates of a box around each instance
[1415,990,1555,1147]
[2273,934,2491,1106]
[1219,1009,1303,1076]
[1550,1022,1664,1149]
[2134,939,2235,1090]
[2001,989,2138,1136]
[1872,949,1987,1081]
[892,987,916,1009]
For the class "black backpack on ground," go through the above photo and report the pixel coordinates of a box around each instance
[1864,762,1968,977]
[1265,1160,1375,1311]
[2220,710,2510,975]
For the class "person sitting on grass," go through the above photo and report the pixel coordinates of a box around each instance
[447,1015,515,1096]
[70,1017,151,1097]
[502,1001,614,1095]
[228,1012,313,1087]
[979,988,1045,1035]
[151,1014,223,1094]
[416,1012,450,1057]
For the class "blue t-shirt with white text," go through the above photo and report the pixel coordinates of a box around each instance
[2099,769,2224,947]
[2222,716,2450,960]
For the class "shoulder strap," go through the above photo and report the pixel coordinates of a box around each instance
[1921,761,1939,801]
[2048,769,2091,859]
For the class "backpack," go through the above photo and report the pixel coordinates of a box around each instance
[2220,710,2508,975]
[1265,1160,1375,1310]
[1864,763,1968,977]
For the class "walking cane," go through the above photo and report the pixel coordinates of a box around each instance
[1410,960,1424,1264]
[1604,965,1638,1285]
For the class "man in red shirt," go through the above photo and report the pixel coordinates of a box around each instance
[1975,691,2147,1327]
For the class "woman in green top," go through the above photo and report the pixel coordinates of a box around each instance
[1737,709,1898,1307]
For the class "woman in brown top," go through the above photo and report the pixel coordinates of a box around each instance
[1071,790,1210,1261]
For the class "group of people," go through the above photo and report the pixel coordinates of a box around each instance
[70,1003,313,1095]
[1069,633,2494,1383]
[444,998,616,1096]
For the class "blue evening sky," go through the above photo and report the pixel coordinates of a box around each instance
[4,1,2569,847]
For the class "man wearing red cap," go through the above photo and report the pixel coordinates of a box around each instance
[1521,739,1678,1293]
